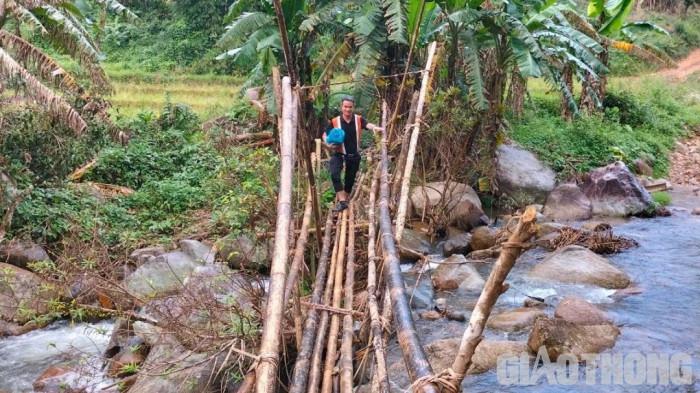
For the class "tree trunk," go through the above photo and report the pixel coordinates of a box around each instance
[580,44,609,114]
[395,41,437,243]
[506,68,526,118]
[379,127,438,393]
[443,207,538,390]
[255,76,297,393]
[560,65,574,121]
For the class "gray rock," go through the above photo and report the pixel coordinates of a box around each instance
[0,263,58,323]
[554,296,611,325]
[409,182,488,231]
[398,228,432,261]
[215,234,271,271]
[582,161,654,216]
[692,208,700,215]
[442,230,472,257]
[179,239,215,264]
[487,307,546,332]
[128,333,219,393]
[528,316,620,360]
[543,183,593,221]
[529,245,631,289]
[496,144,556,206]
[0,241,50,269]
[129,246,166,265]
[469,226,497,251]
[633,158,654,177]
[403,270,433,310]
[431,254,485,292]
[125,251,203,299]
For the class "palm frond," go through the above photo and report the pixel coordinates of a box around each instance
[94,0,137,20]
[0,47,87,133]
[462,31,487,110]
[8,1,49,35]
[300,0,346,33]
[610,39,667,65]
[0,30,82,94]
[382,0,408,44]
[218,12,273,48]
[313,38,352,87]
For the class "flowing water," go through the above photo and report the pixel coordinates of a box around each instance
[390,187,700,392]
[0,320,115,392]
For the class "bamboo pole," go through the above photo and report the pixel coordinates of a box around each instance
[320,210,348,393]
[367,104,390,393]
[255,76,297,393]
[307,222,342,393]
[390,91,419,207]
[395,41,437,243]
[284,189,313,304]
[288,212,334,393]
[378,127,437,393]
[315,138,322,175]
[443,206,538,390]
[339,204,356,393]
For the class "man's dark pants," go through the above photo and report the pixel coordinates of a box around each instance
[329,153,361,194]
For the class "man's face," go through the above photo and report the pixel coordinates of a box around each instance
[341,100,354,118]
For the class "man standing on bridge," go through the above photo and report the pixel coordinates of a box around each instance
[322,96,383,212]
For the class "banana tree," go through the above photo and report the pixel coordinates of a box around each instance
[0,0,135,133]
[577,0,668,113]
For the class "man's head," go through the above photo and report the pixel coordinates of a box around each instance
[340,96,355,118]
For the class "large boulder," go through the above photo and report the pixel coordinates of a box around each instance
[398,228,432,261]
[387,338,530,388]
[529,245,631,289]
[431,254,485,292]
[0,240,50,269]
[179,239,215,264]
[215,234,271,271]
[124,251,203,299]
[581,161,654,216]
[496,144,556,206]
[528,316,619,360]
[409,182,488,231]
[554,296,611,325]
[542,183,593,221]
[403,270,434,310]
[487,307,546,332]
[441,228,472,257]
[142,265,259,349]
[469,226,497,251]
[33,364,85,393]
[0,263,58,323]
[128,331,220,393]
[129,246,166,265]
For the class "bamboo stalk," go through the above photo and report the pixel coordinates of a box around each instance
[395,41,437,243]
[320,210,348,393]
[444,206,538,390]
[255,76,297,393]
[339,204,356,393]
[288,212,334,393]
[315,138,322,175]
[378,127,437,393]
[293,294,303,350]
[284,189,313,305]
[390,91,419,207]
[367,161,389,393]
[307,222,342,393]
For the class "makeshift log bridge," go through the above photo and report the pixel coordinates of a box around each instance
[250,65,538,393]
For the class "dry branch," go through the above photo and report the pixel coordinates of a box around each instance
[442,206,538,390]
[395,41,438,243]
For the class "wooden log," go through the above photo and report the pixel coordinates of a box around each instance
[288,211,334,393]
[443,206,538,390]
[339,204,355,393]
[320,210,348,393]
[255,76,297,393]
[390,91,419,208]
[378,127,438,393]
[395,41,438,243]
[232,131,274,143]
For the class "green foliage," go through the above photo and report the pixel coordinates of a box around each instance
[652,191,671,206]
[511,79,700,179]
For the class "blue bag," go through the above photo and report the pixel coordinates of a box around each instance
[326,127,345,145]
